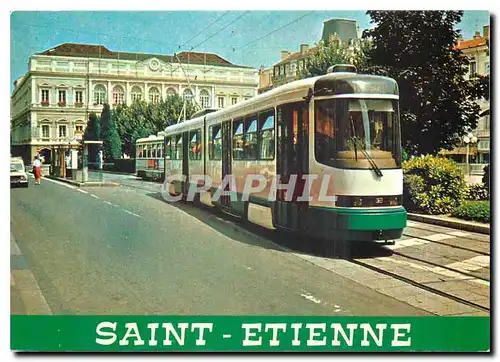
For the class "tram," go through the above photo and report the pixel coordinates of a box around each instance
[135,134,165,180]
[147,65,407,243]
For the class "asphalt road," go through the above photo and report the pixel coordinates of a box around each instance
[11,175,431,316]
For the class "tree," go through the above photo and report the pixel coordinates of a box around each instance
[83,112,101,163]
[363,11,481,156]
[298,36,370,79]
[100,103,121,160]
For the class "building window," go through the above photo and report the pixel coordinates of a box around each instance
[41,89,50,105]
[280,65,284,76]
[231,97,238,105]
[58,90,66,105]
[166,88,177,97]
[75,90,83,104]
[183,89,194,102]
[58,125,67,138]
[41,125,50,138]
[199,90,210,108]
[75,125,84,133]
[130,86,142,102]
[469,61,477,77]
[112,85,125,105]
[484,115,490,130]
[217,96,225,109]
[149,87,160,104]
[244,95,252,101]
[94,85,106,105]
[485,62,490,74]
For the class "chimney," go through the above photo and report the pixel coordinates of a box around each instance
[280,50,290,60]
[300,44,309,55]
[483,25,490,39]
[474,30,481,39]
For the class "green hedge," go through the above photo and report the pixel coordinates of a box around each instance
[402,156,467,214]
[451,201,490,223]
[466,183,489,201]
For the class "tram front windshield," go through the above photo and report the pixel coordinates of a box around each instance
[315,98,402,169]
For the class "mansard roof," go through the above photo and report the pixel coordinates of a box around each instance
[36,43,253,69]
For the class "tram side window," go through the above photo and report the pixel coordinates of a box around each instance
[137,145,143,158]
[209,124,222,160]
[315,101,336,164]
[174,135,183,160]
[233,120,244,160]
[259,111,275,160]
[244,117,258,160]
[152,144,157,159]
[158,144,163,159]
[189,129,202,160]
[165,137,171,159]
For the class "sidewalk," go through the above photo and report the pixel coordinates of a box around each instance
[47,175,120,187]
[407,212,490,235]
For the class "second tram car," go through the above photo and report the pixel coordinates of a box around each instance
[135,134,165,180]
[145,65,407,243]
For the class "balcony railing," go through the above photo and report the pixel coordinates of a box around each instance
[57,101,66,107]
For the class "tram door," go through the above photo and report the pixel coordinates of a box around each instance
[182,131,189,197]
[275,102,309,230]
[221,120,232,208]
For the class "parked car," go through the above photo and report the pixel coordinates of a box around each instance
[10,157,28,188]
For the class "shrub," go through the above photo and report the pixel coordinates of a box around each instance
[482,165,490,195]
[451,200,490,223]
[466,183,489,200]
[402,155,467,214]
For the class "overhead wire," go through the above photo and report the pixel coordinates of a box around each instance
[179,11,229,49]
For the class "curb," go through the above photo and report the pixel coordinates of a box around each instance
[407,213,490,235]
[89,170,135,176]
[47,176,120,188]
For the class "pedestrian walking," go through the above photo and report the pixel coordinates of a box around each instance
[33,156,42,185]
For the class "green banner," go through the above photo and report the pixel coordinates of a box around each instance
[11,316,490,352]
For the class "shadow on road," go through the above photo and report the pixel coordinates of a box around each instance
[144,192,394,260]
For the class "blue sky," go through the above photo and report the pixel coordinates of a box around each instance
[10,10,489,89]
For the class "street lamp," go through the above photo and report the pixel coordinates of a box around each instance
[463,132,478,176]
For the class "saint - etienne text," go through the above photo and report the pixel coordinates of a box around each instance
[95,321,411,348]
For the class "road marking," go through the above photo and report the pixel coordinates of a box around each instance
[446,255,490,272]
[90,194,100,199]
[123,210,141,218]
[448,231,472,237]
[425,233,455,241]
[42,177,77,189]
[77,189,88,194]
[386,238,430,250]
[11,234,22,256]
[300,292,321,304]
[103,201,113,206]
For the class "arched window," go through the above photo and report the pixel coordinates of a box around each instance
[112,85,125,105]
[149,87,160,104]
[93,85,106,105]
[183,88,194,102]
[131,86,143,102]
[166,87,177,97]
[199,89,210,108]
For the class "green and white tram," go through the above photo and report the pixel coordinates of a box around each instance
[135,134,165,180]
[157,65,407,243]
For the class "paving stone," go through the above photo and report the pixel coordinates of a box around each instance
[446,289,490,302]
[377,285,421,299]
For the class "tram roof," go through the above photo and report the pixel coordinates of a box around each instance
[136,135,164,143]
[163,72,397,135]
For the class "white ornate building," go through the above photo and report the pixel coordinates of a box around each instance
[11,43,259,164]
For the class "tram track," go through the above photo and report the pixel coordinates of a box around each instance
[387,249,490,282]
[349,257,490,313]
[401,232,490,256]
[405,223,490,243]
